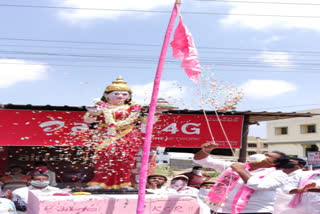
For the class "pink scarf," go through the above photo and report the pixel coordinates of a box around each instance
[288,173,319,208]
[208,169,241,205]
[208,163,255,214]
[208,164,273,214]
[232,184,255,214]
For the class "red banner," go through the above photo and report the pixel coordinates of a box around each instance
[0,109,243,148]
[151,114,243,148]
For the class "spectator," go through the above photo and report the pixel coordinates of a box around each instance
[283,168,320,213]
[1,189,27,212]
[27,161,57,187]
[181,166,212,189]
[0,198,17,214]
[168,175,199,196]
[12,174,59,206]
[194,141,289,214]
[146,174,168,194]
[273,157,307,214]
[199,181,215,189]
[0,166,30,191]
[198,181,215,201]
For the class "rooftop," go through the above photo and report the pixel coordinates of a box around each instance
[1,104,317,125]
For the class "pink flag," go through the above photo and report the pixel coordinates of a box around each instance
[170,14,201,83]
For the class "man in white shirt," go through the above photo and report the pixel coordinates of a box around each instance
[168,175,199,196]
[273,157,307,214]
[27,161,57,187]
[0,198,17,214]
[146,174,169,194]
[12,174,60,206]
[194,141,289,214]
[282,168,320,214]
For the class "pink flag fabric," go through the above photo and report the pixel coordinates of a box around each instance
[170,14,201,83]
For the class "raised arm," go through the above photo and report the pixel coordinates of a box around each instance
[194,141,217,160]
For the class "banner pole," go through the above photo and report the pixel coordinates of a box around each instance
[136,2,180,214]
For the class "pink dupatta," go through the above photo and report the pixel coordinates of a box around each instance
[208,164,274,214]
[288,173,319,208]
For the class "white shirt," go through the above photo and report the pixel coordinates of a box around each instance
[0,198,17,214]
[273,169,303,214]
[146,186,175,194]
[282,170,320,214]
[12,185,60,204]
[194,156,288,213]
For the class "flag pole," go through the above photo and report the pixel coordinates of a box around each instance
[136,1,180,214]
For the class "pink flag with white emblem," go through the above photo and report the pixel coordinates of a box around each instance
[170,13,201,83]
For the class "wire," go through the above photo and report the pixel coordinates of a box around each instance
[0,4,320,18]
[1,61,320,74]
[0,44,159,52]
[1,37,320,55]
[0,37,158,46]
[196,0,320,6]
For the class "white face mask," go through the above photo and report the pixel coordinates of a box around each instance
[193,170,202,176]
[31,180,49,188]
[198,188,211,200]
[170,179,187,191]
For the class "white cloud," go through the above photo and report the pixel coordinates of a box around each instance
[263,36,281,44]
[256,51,293,68]
[131,80,186,105]
[220,0,320,32]
[241,79,296,99]
[0,59,49,88]
[58,0,173,23]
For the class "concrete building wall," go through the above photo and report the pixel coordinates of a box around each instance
[267,108,320,143]
[267,108,320,158]
[268,144,304,157]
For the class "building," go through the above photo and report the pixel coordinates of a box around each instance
[267,108,320,158]
[156,147,170,164]
[242,136,268,157]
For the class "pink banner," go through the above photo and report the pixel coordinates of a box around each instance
[27,192,200,214]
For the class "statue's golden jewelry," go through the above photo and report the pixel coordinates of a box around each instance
[105,76,132,93]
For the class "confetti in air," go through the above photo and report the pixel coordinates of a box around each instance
[196,71,244,111]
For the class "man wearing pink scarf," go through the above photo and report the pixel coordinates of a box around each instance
[194,141,289,214]
[283,168,320,214]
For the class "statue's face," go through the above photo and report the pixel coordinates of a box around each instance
[105,91,131,105]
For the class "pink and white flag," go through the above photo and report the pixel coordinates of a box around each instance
[170,13,201,83]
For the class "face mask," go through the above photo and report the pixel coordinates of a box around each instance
[193,170,202,176]
[31,180,49,188]
[170,179,187,191]
[198,188,211,200]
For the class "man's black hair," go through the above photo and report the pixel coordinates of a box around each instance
[271,151,290,169]
[192,166,203,170]
[34,161,48,167]
[290,157,307,167]
[272,151,287,158]
[200,181,216,187]
[147,174,168,182]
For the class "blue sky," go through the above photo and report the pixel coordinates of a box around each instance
[1,0,320,137]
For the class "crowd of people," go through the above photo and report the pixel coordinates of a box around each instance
[1,142,320,214]
[0,162,59,214]
[145,142,320,214]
